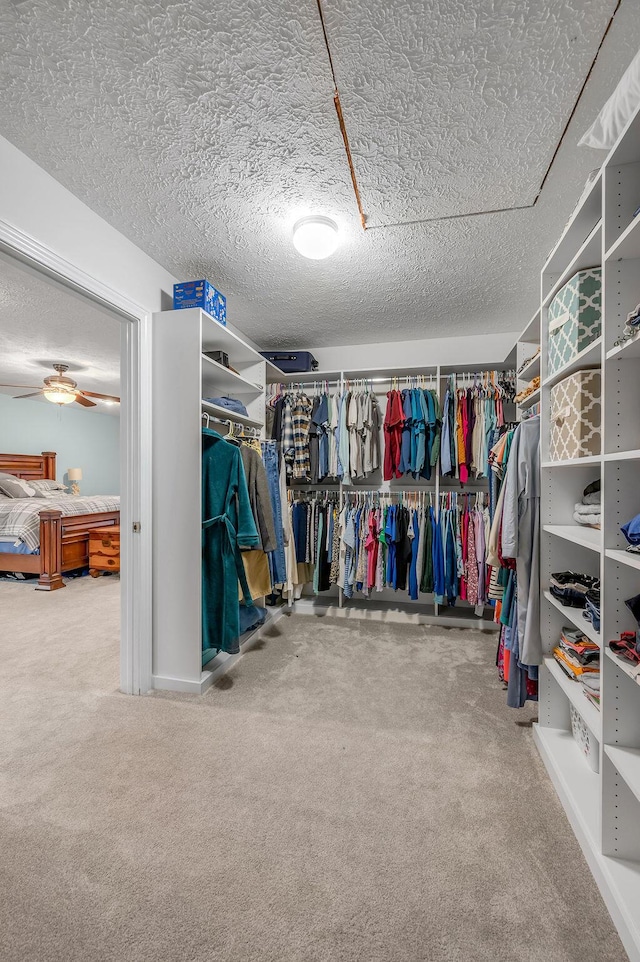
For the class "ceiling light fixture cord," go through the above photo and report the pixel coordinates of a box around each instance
[317,0,622,232]
[316,0,367,231]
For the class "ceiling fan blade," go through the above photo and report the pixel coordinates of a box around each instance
[75,394,97,407]
[13,391,45,399]
[81,391,120,403]
[0,384,42,390]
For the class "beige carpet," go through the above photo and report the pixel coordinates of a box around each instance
[0,582,628,962]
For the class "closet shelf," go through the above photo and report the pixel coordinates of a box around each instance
[605,548,640,570]
[520,309,541,345]
[543,589,600,647]
[543,524,601,552]
[605,213,640,262]
[542,337,602,389]
[604,746,640,805]
[271,369,342,385]
[603,449,640,462]
[517,387,540,409]
[542,455,602,468]
[544,657,602,738]
[542,220,602,310]
[533,725,599,849]
[606,332,640,362]
[200,311,281,379]
[518,351,541,380]
[201,400,263,429]
[201,355,263,398]
[604,647,640,686]
[541,172,602,279]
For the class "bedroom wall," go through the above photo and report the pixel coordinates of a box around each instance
[0,393,119,495]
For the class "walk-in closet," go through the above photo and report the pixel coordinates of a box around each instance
[3,3,640,961]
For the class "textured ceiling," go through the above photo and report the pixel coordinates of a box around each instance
[0,254,121,414]
[0,1,638,349]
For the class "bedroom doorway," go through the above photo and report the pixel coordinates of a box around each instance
[0,245,150,694]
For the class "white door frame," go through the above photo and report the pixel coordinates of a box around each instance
[0,220,152,694]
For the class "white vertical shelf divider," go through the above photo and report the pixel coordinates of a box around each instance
[151,308,278,694]
[531,99,640,962]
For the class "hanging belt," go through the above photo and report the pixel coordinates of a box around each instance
[203,512,254,607]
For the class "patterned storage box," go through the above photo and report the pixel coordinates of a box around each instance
[570,705,599,773]
[549,369,601,461]
[548,268,601,377]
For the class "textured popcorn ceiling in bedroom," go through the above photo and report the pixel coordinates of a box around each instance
[0,255,121,413]
[0,1,638,348]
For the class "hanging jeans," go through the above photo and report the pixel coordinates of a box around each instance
[261,441,287,586]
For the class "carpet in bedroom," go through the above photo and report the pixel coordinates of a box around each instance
[0,588,628,962]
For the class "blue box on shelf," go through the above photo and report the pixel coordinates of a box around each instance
[173,279,226,326]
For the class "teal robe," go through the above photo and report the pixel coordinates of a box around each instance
[202,429,260,664]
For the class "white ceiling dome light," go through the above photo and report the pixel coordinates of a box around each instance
[292,216,339,260]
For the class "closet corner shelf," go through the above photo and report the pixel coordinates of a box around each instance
[201,354,263,397]
[542,337,602,389]
[518,352,541,380]
[517,387,540,409]
[533,725,599,849]
[543,524,601,552]
[604,746,640,805]
[544,656,602,739]
[201,400,263,429]
[542,589,601,647]
[606,333,640,362]
[272,369,342,385]
[604,548,640,570]
[604,647,640,686]
[542,220,602,309]
[542,454,601,468]
[605,213,640,262]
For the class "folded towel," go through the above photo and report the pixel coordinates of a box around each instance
[573,509,601,527]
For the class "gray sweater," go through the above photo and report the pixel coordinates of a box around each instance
[240,446,277,554]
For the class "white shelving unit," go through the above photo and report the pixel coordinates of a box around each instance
[515,309,541,419]
[272,359,514,629]
[528,101,640,962]
[151,308,282,694]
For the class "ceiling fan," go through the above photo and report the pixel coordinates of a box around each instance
[0,364,120,408]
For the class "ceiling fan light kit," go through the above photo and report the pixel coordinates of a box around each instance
[0,363,120,407]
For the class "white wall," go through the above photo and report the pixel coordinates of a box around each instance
[0,392,119,494]
[307,330,520,372]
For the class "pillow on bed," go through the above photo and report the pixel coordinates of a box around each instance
[31,490,69,498]
[30,479,67,493]
[0,476,36,498]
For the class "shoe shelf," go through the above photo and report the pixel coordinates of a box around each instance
[542,589,601,647]
[604,549,640,571]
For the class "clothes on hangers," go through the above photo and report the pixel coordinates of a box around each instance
[268,384,382,483]
[202,428,260,663]
[383,385,441,480]
[489,416,541,708]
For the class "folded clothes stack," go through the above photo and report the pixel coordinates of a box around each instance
[573,478,601,529]
[202,395,249,417]
[609,631,640,671]
[550,571,600,609]
[514,375,540,404]
[553,632,600,680]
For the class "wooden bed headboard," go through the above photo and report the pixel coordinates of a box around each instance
[0,451,56,481]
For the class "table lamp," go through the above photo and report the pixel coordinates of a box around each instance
[68,468,83,496]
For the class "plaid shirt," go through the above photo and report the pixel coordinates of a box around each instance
[292,393,312,480]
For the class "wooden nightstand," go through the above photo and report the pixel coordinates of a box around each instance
[89,526,120,577]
